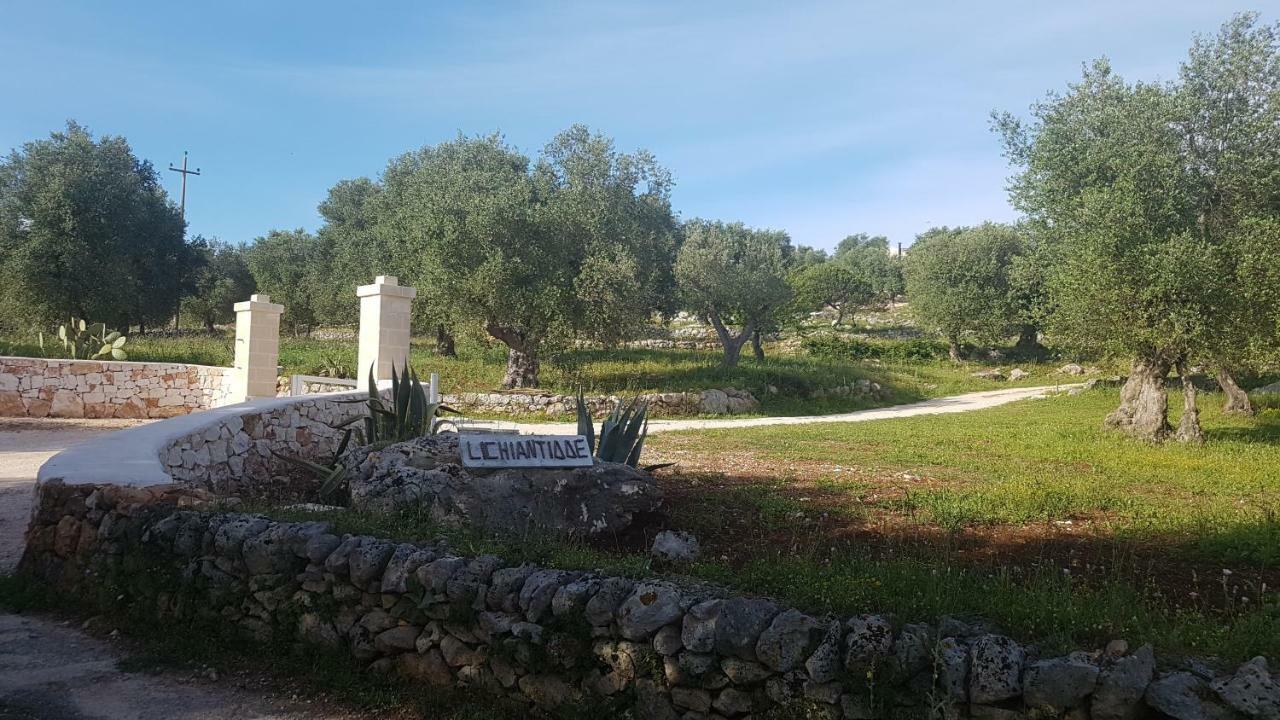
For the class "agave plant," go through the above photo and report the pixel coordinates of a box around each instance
[362,362,455,446]
[273,424,357,503]
[279,363,455,501]
[575,392,670,470]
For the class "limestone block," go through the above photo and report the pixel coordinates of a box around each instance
[0,390,26,416]
[49,390,85,418]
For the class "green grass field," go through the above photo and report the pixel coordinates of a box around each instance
[3,329,1079,417]
[254,389,1280,662]
[650,389,1280,564]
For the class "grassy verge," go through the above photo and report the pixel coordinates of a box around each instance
[3,330,1082,417]
[0,574,521,719]
[649,389,1280,564]
[256,499,1279,665]
[259,388,1280,662]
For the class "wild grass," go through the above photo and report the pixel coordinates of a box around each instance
[257,501,1280,664]
[649,389,1280,565]
[4,329,1079,417]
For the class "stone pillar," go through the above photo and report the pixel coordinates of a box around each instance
[357,275,416,383]
[231,293,283,401]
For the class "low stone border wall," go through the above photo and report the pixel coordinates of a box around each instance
[21,483,1278,719]
[37,388,372,499]
[21,387,1280,718]
[443,388,760,417]
[0,356,236,419]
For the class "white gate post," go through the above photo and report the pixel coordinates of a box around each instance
[357,275,416,383]
[231,293,283,401]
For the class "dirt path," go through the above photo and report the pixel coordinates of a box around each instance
[466,384,1075,435]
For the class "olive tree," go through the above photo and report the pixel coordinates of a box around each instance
[379,127,678,388]
[1176,14,1280,415]
[0,122,194,332]
[243,229,328,335]
[675,220,793,367]
[790,261,873,326]
[313,178,385,330]
[903,224,1027,362]
[996,13,1280,442]
[834,233,903,307]
[184,239,255,331]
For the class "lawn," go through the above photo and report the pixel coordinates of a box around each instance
[260,388,1280,663]
[648,388,1280,564]
[639,388,1280,660]
[3,329,1079,417]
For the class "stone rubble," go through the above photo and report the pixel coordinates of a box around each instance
[651,530,702,563]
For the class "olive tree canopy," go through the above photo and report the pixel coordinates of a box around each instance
[995,13,1280,441]
[0,122,195,332]
[675,220,793,367]
[903,224,1029,361]
[377,127,679,388]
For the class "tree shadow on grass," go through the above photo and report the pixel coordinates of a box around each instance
[1204,424,1280,444]
[650,465,1280,614]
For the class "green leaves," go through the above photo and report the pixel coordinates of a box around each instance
[243,229,327,335]
[362,362,455,446]
[903,223,1030,351]
[675,219,795,366]
[0,121,190,330]
[998,13,1280,368]
[48,316,128,361]
[575,393,651,469]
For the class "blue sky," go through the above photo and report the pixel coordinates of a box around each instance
[0,1,1257,252]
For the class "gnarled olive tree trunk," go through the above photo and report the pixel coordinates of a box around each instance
[486,323,540,388]
[1013,324,1045,358]
[947,337,963,363]
[751,329,765,361]
[1104,352,1173,442]
[1214,366,1254,416]
[1174,359,1204,444]
[435,324,457,358]
[707,310,754,369]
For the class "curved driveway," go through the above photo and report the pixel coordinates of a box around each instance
[464,384,1074,435]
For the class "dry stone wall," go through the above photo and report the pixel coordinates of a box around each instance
[0,356,235,419]
[21,386,1280,718]
[21,483,1280,720]
[443,388,760,418]
[160,393,370,497]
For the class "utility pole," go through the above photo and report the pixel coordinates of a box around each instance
[168,151,200,221]
[168,152,201,332]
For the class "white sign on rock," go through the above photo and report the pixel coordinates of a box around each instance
[459,433,594,468]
